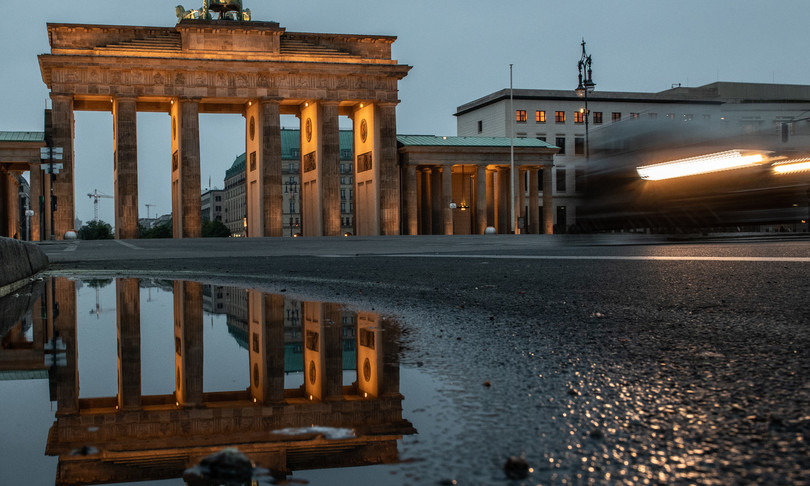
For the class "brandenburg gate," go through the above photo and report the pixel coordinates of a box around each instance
[36,3,410,239]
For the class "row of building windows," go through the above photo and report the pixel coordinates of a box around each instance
[512,110,715,125]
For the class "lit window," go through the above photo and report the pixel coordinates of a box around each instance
[516,110,527,123]
[574,111,584,124]
[666,113,675,120]
[612,112,621,122]
[536,111,546,123]
[593,112,603,124]
[555,111,565,123]
[630,113,640,119]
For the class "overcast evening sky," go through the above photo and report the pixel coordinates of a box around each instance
[1,0,808,227]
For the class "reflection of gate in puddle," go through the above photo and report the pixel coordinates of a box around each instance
[1,277,414,485]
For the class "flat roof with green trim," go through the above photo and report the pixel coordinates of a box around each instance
[0,131,45,143]
[397,134,558,149]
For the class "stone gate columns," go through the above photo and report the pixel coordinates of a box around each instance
[542,163,554,234]
[476,165,487,234]
[353,103,400,236]
[518,168,527,233]
[441,165,453,235]
[245,98,283,237]
[404,165,418,235]
[248,291,285,404]
[377,103,400,236]
[113,97,139,239]
[48,95,75,240]
[420,167,433,234]
[116,278,141,410]
[529,167,540,234]
[174,281,203,407]
[298,101,340,237]
[171,98,202,239]
[357,312,382,398]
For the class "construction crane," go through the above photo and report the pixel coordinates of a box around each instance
[87,189,113,222]
[145,203,156,219]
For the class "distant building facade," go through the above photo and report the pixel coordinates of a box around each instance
[456,82,810,231]
[224,128,355,237]
[200,188,224,223]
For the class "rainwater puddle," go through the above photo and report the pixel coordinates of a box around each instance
[0,277,451,485]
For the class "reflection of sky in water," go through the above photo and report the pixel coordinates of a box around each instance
[0,278,442,485]
[76,282,250,398]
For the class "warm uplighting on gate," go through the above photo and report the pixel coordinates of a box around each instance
[773,158,810,174]
[636,150,766,181]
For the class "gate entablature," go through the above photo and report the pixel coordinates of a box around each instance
[37,11,410,240]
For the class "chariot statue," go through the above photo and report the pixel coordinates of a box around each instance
[176,0,251,22]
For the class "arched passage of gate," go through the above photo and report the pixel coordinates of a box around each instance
[38,15,410,239]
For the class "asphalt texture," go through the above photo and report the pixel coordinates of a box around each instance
[40,235,810,485]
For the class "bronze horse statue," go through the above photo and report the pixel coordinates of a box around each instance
[177,0,251,21]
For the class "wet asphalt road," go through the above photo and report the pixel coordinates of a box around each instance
[40,235,810,485]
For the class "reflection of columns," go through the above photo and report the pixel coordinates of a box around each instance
[171,98,202,238]
[518,167,526,233]
[248,291,285,404]
[174,281,203,407]
[303,302,325,400]
[356,312,382,398]
[528,167,540,234]
[323,303,343,399]
[53,277,78,415]
[113,96,139,239]
[441,165,453,235]
[476,165,486,234]
[405,165,418,235]
[48,94,75,240]
[542,164,554,234]
[116,278,141,410]
[378,103,400,235]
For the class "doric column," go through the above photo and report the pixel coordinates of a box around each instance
[486,168,495,232]
[29,163,42,241]
[421,167,433,235]
[47,95,75,240]
[475,164,487,234]
[303,302,325,400]
[529,167,540,234]
[116,278,141,410]
[321,102,341,236]
[246,98,283,237]
[442,164,453,235]
[113,96,139,239]
[518,167,527,234]
[171,98,201,238]
[405,165,418,235]
[497,167,509,234]
[377,103,400,235]
[542,163,554,234]
[174,281,203,407]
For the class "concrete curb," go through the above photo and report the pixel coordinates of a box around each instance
[0,237,49,297]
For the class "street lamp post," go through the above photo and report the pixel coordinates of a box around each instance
[576,39,596,160]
